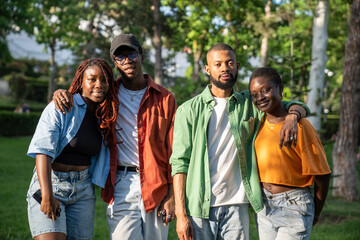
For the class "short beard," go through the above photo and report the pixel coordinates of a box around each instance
[210,72,238,90]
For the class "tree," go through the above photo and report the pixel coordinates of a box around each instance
[164,0,264,86]
[260,0,273,67]
[153,0,163,85]
[307,0,329,132]
[332,0,360,201]
[0,0,34,65]
[257,0,314,101]
[31,0,81,101]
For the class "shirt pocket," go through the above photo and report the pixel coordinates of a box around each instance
[239,117,256,143]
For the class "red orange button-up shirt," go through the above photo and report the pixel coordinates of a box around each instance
[102,74,177,213]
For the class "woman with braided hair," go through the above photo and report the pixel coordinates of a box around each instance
[26,58,119,240]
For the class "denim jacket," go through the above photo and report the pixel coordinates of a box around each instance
[27,93,110,188]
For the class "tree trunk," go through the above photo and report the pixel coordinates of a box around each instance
[191,40,202,83]
[153,0,162,85]
[260,0,271,67]
[48,43,56,102]
[307,0,329,132]
[332,0,360,201]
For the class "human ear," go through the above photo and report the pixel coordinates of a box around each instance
[204,65,210,76]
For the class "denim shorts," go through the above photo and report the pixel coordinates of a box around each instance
[255,187,314,240]
[27,168,96,239]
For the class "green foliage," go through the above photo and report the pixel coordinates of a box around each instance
[4,73,69,104]
[24,78,49,103]
[0,0,34,64]
[0,111,41,137]
[163,0,265,81]
[0,58,51,78]
[7,72,26,102]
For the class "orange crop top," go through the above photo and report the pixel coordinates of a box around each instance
[254,118,331,187]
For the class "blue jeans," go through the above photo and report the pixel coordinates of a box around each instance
[255,187,314,240]
[27,168,96,240]
[189,204,250,240]
[106,168,169,240]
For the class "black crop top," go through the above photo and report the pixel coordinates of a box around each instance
[54,109,102,166]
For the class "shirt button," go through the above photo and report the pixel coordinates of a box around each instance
[205,198,209,201]
[206,180,209,183]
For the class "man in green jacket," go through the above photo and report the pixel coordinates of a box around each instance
[170,43,309,240]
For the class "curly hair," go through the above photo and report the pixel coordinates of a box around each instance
[68,58,119,146]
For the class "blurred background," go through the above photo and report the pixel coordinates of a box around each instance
[1,0,359,239]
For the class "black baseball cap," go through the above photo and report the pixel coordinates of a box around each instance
[110,34,142,61]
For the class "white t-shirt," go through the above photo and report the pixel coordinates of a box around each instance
[208,97,248,207]
[116,84,147,167]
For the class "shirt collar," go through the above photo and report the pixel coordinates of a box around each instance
[201,85,239,104]
[73,93,86,106]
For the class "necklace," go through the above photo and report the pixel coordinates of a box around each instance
[123,86,141,102]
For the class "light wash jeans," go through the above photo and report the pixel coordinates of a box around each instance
[27,168,95,240]
[255,187,314,240]
[106,168,169,240]
[189,204,250,240]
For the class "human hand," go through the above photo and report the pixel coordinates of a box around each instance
[176,215,194,240]
[279,114,298,149]
[158,194,175,226]
[53,89,74,114]
[40,195,60,221]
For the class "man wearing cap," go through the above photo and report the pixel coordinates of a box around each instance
[53,34,177,240]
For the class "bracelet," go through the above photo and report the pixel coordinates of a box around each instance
[289,109,302,119]
[287,112,300,122]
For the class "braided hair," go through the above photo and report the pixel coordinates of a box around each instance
[68,58,119,146]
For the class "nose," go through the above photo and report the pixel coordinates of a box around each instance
[220,63,230,72]
[95,79,103,88]
[256,92,265,101]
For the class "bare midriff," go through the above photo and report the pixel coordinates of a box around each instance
[262,182,299,194]
[52,162,90,172]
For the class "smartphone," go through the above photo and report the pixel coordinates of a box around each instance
[32,189,61,217]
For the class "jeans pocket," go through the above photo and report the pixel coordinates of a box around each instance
[285,194,310,216]
[114,173,123,186]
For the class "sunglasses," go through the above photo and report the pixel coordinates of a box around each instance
[114,52,139,65]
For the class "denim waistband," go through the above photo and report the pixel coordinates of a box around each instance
[262,187,311,200]
[52,168,90,181]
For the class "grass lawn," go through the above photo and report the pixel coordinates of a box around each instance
[0,136,359,239]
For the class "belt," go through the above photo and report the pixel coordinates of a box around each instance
[117,166,139,172]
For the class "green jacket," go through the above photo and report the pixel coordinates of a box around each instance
[170,85,309,219]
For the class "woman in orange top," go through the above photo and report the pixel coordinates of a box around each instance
[249,67,331,240]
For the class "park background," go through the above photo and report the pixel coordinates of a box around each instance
[1,0,359,239]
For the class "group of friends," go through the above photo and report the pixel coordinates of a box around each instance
[26,33,331,240]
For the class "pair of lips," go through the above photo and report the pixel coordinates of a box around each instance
[219,73,232,80]
[92,91,106,98]
[257,100,269,107]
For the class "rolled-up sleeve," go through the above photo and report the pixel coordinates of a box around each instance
[170,105,193,176]
[27,102,62,160]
